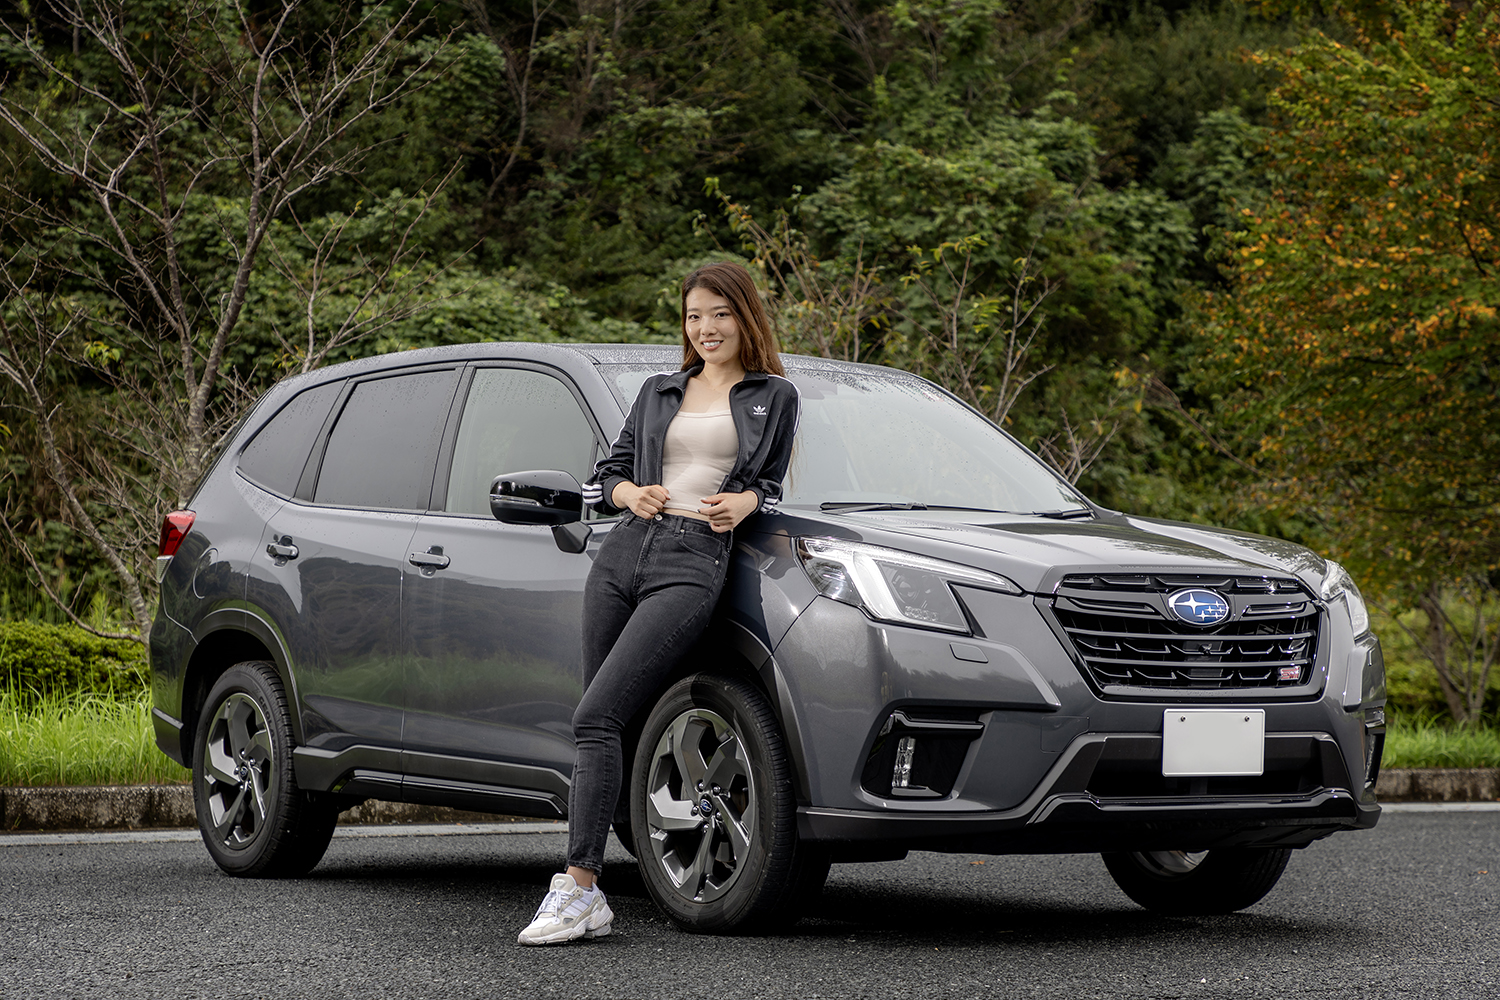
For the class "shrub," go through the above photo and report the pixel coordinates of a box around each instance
[0,621,147,697]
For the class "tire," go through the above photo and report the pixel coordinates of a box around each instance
[192,661,340,878]
[612,818,638,859]
[1102,847,1293,916]
[629,673,827,933]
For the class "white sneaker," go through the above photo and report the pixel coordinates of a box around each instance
[516,873,614,946]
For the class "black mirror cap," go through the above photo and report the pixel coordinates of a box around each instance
[489,470,584,526]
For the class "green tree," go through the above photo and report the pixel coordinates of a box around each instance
[1197,1,1500,720]
[0,0,1362,638]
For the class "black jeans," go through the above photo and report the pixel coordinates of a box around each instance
[567,511,731,875]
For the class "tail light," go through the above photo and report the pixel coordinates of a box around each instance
[159,510,196,557]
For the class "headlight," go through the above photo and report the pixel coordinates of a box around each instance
[796,537,1022,634]
[1320,560,1370,636]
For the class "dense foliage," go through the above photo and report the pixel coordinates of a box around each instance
[0,1,1494,723]
[0,620,147,696]
[1199,1,1499,587]
[1196,1,1500,722]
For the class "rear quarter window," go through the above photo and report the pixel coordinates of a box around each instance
[237,380,344,496]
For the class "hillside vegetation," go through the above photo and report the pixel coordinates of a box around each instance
[0,0,1494,725]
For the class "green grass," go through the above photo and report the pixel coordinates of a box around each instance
[0,688,190,787]
[1383,715,1500,770]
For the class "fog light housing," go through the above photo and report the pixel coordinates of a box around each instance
[861,708,985,799]
[892,736,918,790]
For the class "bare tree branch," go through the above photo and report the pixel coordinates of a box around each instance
[1138,372,1261,476]
[1376,577,1500,725]
[0,282,151,639]
[0,500,140,642]
[1036,409,1120,484]
[0,1,450,640]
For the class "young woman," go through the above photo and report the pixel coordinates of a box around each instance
[517,261,800,945]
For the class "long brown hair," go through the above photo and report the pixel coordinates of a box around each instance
[680,262,784,376]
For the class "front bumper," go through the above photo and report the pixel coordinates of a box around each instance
[798,731,1379,855]
[772,594,1382,856]
[801,792,1374,855]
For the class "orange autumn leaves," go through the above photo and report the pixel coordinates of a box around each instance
[1199,1,1499,589]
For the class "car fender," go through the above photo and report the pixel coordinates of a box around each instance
[718,619,814,805]
[189,605,305,746]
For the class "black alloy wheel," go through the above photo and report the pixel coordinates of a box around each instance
[630,673,829,933]
[1102,847,1293,915]
[192,661,340,877]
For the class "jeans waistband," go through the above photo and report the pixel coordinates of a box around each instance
[621,510,731,542]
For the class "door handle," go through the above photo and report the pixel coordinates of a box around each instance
[408,546,450,570]
[265,536,299,562]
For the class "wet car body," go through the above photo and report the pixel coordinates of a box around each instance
[150,343,1384,922]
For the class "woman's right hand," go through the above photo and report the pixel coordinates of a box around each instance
[612,482,670,518]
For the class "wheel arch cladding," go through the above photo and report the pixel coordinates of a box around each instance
[711,618,814,804]
[182,628,280,758]
[614,626,790,805]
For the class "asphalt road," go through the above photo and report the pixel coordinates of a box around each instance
[2,807,1496,1000]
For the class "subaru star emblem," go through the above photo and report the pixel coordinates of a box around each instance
[1166,589,1231,627]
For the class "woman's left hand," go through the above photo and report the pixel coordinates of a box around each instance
[698,490,759,533]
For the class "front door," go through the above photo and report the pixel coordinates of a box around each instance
[402,365,613,812]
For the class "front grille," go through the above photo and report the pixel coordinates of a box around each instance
[1047,573,1321,692]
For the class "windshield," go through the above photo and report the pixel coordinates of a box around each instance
[599,363,1086,514]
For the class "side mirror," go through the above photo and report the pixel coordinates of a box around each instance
[489,470,592,554]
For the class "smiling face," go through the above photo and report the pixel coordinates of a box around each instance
[683,287,746,373]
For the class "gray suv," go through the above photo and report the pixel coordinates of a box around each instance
[150,343,1385,930]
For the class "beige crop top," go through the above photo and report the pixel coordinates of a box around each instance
[660,410,738,515]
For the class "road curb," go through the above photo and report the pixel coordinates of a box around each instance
[0,784,529,833]
[1376,768,1500,803]
[2,769,1496,832]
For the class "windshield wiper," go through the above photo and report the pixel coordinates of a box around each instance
[819,501,929,513]
[1032,507,1095,520]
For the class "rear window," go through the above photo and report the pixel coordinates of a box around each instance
[313,370,458,510]
[237,381,343,496]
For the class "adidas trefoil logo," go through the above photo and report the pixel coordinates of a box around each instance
[752,405,768,416]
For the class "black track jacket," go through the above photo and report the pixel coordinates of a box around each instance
[583,364,800,517]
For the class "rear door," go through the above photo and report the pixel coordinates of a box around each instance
[253,366,461,770]
[401,363,614,812]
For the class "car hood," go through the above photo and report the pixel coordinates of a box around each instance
[768,508,1330,594]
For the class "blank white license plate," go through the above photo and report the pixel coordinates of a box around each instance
[1162,709,1265,777]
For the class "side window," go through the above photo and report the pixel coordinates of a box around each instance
[313,370,457,510]
[237,380,343,496]
[445,368,598,516]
